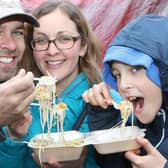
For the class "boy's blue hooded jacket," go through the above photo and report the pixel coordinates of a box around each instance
[103,14,168,93]
[88,14,168,168]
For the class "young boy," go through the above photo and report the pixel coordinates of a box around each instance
[83,14,168,168]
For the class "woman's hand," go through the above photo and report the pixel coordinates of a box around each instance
[32,147,87,168]
[125,137,167,168]
[32,152,62,168]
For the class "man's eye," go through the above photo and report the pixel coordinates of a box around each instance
[0,29,4,36]
[13,30,24,37]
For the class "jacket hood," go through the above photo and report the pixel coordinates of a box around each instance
[103,14,168,92]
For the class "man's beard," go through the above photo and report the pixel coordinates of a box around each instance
[0,66,17,82]
[0,49,18,82]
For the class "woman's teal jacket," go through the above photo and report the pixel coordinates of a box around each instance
[0,73,100,168]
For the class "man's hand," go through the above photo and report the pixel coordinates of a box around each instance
[7,109,32,139]
[0,69,35,126]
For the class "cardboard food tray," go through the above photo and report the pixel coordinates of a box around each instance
[28,131,84,162]
[89,126,145,154]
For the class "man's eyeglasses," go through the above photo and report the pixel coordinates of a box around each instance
[31,35,80,51]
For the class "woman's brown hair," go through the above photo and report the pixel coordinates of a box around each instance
[20,0,102,86]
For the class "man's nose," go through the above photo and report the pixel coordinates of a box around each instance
[0,34,17,51]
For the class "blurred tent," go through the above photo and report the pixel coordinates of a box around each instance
[21,0,168,66]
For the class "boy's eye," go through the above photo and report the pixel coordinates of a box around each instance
[112,71,121,80]
[132,65,145,72]
[115,74,121,80]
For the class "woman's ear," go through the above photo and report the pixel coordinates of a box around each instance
[79,44,88,57]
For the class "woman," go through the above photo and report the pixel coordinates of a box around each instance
[1,1,102,168]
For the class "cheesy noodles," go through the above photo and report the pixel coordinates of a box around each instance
[118,100,133,127]
[35,76,57,137]
[110,89,133,127]
[55,102,67,142]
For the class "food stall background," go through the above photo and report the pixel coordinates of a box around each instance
[21,0,168,67]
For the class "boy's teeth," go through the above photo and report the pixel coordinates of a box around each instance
[0,57,13,63]
[129,96,136,101]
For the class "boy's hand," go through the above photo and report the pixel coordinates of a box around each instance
[82,82,113,108]
[125,137,167,168]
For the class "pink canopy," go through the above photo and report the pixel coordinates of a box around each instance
[21,0,168,66]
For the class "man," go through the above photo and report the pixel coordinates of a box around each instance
[0,0,39,141]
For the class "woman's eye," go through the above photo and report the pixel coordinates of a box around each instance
[36,39,48,45]
[59,36,72,43]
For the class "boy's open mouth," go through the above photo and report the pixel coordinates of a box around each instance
[129,97,144,114]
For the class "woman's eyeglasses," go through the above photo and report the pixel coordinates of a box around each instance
[31,35,80,51]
